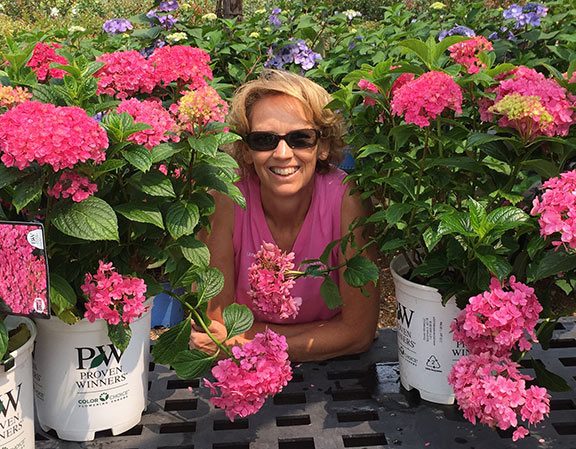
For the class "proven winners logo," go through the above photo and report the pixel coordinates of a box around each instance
[0,383,24,442]
[75,344,129,408]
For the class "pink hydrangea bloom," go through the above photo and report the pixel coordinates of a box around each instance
[158,164,184,178]
[0,224,47,315]
[489,94,554,141]
[358,79,379,106]
[391,71,463,127]
[26,42,68,82]
[117,98,179,149]
[448,352,550,440]
[389,72,416,98]
[448,36,493,74]
[480,66,575,138]
[47,171,98,202]
[531,170,576,249]
[149,45,213,89]
[96,50,156,99]
[170,85,228,130]
[81,261,147,325]
[0,101,108,171]
[0,85,32,109]
[452,276,541,356]
[247,242,302,320]
[204,328,292,421]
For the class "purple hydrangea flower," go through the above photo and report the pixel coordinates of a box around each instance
[438,24,475,41]
[146,9,159,19]
[502,4,523,19]
[269,8,282,27]
[139,39,167,59]
[158,0,179,12]
[264,39,321,71]
[348,35,363,51]
[503,3,548,28]
[102,18,133,34]
[158,14,177,29]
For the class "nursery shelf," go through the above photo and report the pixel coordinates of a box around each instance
[35,320,576,449]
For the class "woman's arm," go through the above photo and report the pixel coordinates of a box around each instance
[193,187,380,362]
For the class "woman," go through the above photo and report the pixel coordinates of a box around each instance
[191,69,379,362]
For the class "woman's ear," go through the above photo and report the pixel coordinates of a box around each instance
[243,145,254,164]
[318,143,329,161]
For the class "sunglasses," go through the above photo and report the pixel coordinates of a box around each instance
[244,129,321,151]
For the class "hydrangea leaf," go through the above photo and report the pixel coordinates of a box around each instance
[115,203,164,229]
[152,318,192,366]
[343,255,379,288]
[197,268,224,305]
[51,196,119,241]
[223,304,254,340]
[172,349,216,379]
[320,276,342,309]
[166,201,200,240]
[122,146,152,172]
[133,171,176,198]
[12,175,43,213]
[107,323,131,353]
[179,236,210,267]
[0,322,8,362]
[49,273,77,316]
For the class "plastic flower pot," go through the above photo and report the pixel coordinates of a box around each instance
[32,301,152,441]
[151,285,184,328]
[390,255,466,405]
[0,316,36,449]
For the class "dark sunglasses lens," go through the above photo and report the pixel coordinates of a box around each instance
[246,132,279,151]
[285,129,318,148]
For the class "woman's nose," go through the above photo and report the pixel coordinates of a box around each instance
[273,139,293,158]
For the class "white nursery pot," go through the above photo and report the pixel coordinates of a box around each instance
[390,255,467,405]
[0,316,36,449]
[33,303,152,441]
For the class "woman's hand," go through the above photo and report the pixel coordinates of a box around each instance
[189,320,228,355]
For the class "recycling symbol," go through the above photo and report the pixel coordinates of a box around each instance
[426,355,441,370]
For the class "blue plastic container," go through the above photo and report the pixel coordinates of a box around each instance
[339,147,356,173]
[151,286,184,328]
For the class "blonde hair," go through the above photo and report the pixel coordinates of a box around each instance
[226,69,345,175]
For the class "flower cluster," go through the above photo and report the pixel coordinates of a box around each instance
[503,3,548,28]
[148,45,212,89]
[0,85,32,109]
[448,353,550,441]
[449,277,548,440]
[480,67,576,139]
[341,9,362,21]
[264,39,322,71]
[448,36,493,74]
[438,24,475,41]
[102,18,133,34]
[391,71,463,127]
[170,85,228,129]
[451,277,542,356]
[117,98,179,149]
[26,42,68,82]
[0,224,47,315]
[0,101,108,171]
[358,79,379,106]
[247,242,302,320]
[269,8,282,27]
[489,94,553,141]
[205,329,292,421]
[531,170,576,249]
[47,171,98,203]
[96,50,156,99]
[81,261,147,325]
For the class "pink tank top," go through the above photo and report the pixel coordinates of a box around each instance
[233,168,349,324]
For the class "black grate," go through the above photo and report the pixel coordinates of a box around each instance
[35,327,576,449]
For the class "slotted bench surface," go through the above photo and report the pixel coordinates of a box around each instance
[36,323,576,449]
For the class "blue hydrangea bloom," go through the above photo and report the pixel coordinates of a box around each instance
[438,25,475,41]
[264,39,321,71]
[269,9,282,27]
[102,18,133,34]
[158,0,179,12]
[503,2,548,28]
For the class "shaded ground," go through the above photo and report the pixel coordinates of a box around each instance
[378,257,397,328]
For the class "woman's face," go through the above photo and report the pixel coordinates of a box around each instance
[245,94,327,198]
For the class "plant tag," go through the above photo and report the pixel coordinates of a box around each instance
[0,221,51,319]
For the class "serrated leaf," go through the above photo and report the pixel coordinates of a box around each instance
[320,276,342,309]
[423,227,442,251]
[319,239,340,265]
[385,203,413,225]
[466,133,514,149]
[52,196,119,241]
[398,39,431,67]
[152,318,192,365]
[0,322,8,361]
[197,268,224,304]
[223,304,254,339]
[107,323,131,352]
[179,236,210,267]
[533,358,571,392]
[188,135,219,157]
[135,172,176,197]
[0,165,26,189]
[92,159,126,178]
[486,207,530,232]
[382,175,416,200]
[343,255,379,288]
[412,257,448,277]
[131,26,162,40]
[166,201,200,239]
[468,199,487,236]
[380,238,406,252]
[528,250,576,282]
[150,143,184,163]
[206,152,240,169]
[12,176,43,212]
[520,159,559,179]
[475,253,511,279]
[122,146,152,172]
[49,273,76,315]
[172,349,216,379]
[438,212,474,236]
[115,204,164,229]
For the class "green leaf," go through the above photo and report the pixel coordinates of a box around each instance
[532,359,571,392]
[49,273,77,316]
[466,133,514,149]
[107,324,131,352]
[468,199,487,236]
[179,236,210,267]
[412,257,448,278]
[166,201,200,239]
[52,197,119,241]
[223,304,254,339]
[521,159,559,179]
[0,165,26,189]
[320,276,343,309]
[89,353,105,369]
[172,349,216,379]
[134,172,176,198]
[438,212,474,236]
[389,125,414,150]
[197,268,225,304]
[343,255,379,288]
[536,319,557,351]
[12,176,43,212]
[528,250,576,282]
[115,203,164,229]
[319,239,340,265]
[0,321,8,361]
[152,318,192,365]
[423,227,442,251]
[122,146,152,172]
[382,175,416,200]
[131,26,162,40]
[398,39,431,67]
[188,135,219,157]
[150,143,184,163]
[92,159,126,178]
[486,207,530,232]
[385,203,413,225]
[475,253,511,279]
